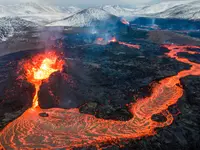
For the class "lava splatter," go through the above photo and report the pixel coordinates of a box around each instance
[23,51,65,108]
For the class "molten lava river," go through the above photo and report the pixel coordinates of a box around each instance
[0,45,200,149]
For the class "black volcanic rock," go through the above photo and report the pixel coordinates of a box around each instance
[95,105,133,121]
[0,79,34,129]
[79,102,132,121]
[151,113,167,122]
[181,76,200,106]
[38,70,86,109]
[39,112,49,117]
[79,102,98,115]
[178,52,200,64]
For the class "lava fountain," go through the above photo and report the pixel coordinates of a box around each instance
[0,45,200,149]
[23,51,65,108]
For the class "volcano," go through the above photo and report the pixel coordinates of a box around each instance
[0,42,200,149]
[47,8,119,27]
[0,6,200,149]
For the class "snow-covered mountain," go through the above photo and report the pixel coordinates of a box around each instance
[102,5,135,17]
[132,1,190,15]
[6,2,81,15]
[131,0,200,20]
[0,2,82,41]
[0,2,81,25]
[101,1,200,20]
[148,0,200,20]
[0,1,200,30]
[47,8,119,27]
[0,17,39,41]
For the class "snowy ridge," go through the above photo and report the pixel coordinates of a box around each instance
[102,5,135,17]
[4,2,81,16]
[0,1,200,30]
[130,0,200,20]
[133,1,190,15]
[0,2,81,41]
[150,1,200,19]
[47,8,119,27]
[100,1,200,20]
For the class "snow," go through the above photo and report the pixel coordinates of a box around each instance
[47,8,119,27]
[101,1,200,20]
[151,1,200,20]
[6,2,81,15]
[102,5,135,17]
[0,1,200,41]
[0,2,82,41]
[133,1,190,15]
[130,0,200,20]
[0,2,81,25]
[0,17,39,41]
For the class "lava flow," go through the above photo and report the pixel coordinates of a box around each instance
[0,45,200,149]
[23,51,65,108]
[109,37,140,49]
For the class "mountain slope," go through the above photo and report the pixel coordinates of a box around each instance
[47,8,119,27]
[151,1,200,19]
[0,17,39,41]
[133,0,200,20]
[3,2,81,16]
[102,5,135,17]
[101,1,200,20]
[0,3,81,25]
[133,1,190,15]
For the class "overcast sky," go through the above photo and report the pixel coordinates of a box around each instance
[0,0,193,7]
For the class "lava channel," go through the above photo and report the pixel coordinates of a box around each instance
[95,37,140,49]
[0,45,200,149]
[109,37,140,49]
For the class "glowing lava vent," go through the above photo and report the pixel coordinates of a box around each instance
[108,37,117,43]
[23,51,65,108]
[108,37,140,49]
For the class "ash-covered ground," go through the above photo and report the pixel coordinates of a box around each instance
[0,18,200,150]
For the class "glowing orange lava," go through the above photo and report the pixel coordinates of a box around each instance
[23,51,65,108]
[118,42,140,49]
[108,37,140,49]
[0,45,200,149]
[108,37,117,43]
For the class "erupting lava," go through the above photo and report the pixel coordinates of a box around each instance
[0,45,200,149]
[23,51,65,108]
